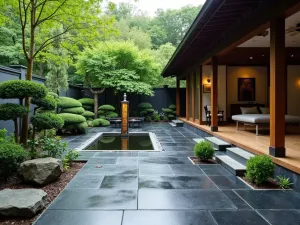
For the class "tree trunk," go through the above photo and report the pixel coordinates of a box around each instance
[13,119,19,143]
[94,93,98,119]
[39,62,44,77]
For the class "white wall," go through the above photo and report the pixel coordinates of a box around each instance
[287,66,300,116]
[202,65,227,121]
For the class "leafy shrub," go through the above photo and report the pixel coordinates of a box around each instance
[194,141,214,161]
[64,122,88,134]
[168,114,175,119]
[98,105,115,111]
[48,92,59,98]
[83,105,93,110]
[91,118,110,127]
[41,136,68,158]
[78,98,94,105]
[0,80,47,99]
[163,115,169,121]
[59,113,86,125]
[57,97,82,108]
[31,113,64,130]
[138,102,152,109]
[0,142,27,178]
[153,112,160,122]
[98,109,105,115]
[82,111,95,118]
[36,108,56,114]
[62,150,80,171]
[145,108,155,113]
[277,176,293,189]
[32,94,57,110]
[162,108,173,113]
[140,110,148,116]
[246,155,275,185]
[61,107,85,115]
[169,104,176,110]
[0,129,6,141]
[87,121,94,127]
[145,116,152,122]
[0,103,29,120]
[107,112,119,118]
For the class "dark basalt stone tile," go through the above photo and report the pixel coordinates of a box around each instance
[161,143,178,146]
[34,210,123,225]
[86,157,117,165]
[138,189,236,210]
[138,157,191,165]
[79,164,138,175]
[122,210,217,225]
[170,165,204,175]
[116,157,138,165]
[208,176,251,189]
[139,164,173,176]
[139,176,217,189]
[163,146,193,151]
[100,176,138,189]
[49,189,137,210]
[75,152,96,161]
[210,210,269,225]
[222,190,251,209]
[66,175,104,189]
[94,152,138,157]
[258,210,300,225]
[235,190,300,209]
[198,165,233,176]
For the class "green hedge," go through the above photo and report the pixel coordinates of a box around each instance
[0,80,47,99]
[78,98,94,105]
[98,105,115,111]
[91,118,110,127]
[61,107,85,115]
[59,113,86,125]
[138,102,152,109]
[31,113,64,130]
[64,122,88,134]
[82,111,95,118]
[31,95,57,110]
[57,97,82,108]
[0,103,29,120]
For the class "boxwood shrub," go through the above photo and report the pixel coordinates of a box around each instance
[138,102,152,109]
[83,105,93,111]
[169,104,176,110]
[82,111,95,118]
[107,112,119,118]
[57,97,82,108]
[91,118,110,127]
[31,113,64,130]
[0,80,47,99]
[162,108,173,113]
[194,141,214,161]
[31,94,57,110]
[246,155,275,185]
[59,113,86,125]
[0,103,29,121]
[78,98,94,105]
[61,107,85,115]
[64,122,88,134]
[48,92,59,98]
[98,105,115,111]
[0,142,27,179]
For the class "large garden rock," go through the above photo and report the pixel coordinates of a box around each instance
[0,189,47,217]
[18,157,63,185]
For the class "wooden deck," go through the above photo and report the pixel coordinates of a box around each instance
[180,118,300,174]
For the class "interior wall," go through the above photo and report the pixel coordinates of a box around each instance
[287,66,300,116]
[202,65,227,121]
[226,66,268,117]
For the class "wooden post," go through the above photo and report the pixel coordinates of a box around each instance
[199,65,203,124]
[211,57,218,132]
[176,77,180,116]
[269,17,286,157]
[186,74,190,120]
[192,72,196,121]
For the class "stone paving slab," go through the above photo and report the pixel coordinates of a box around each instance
[139,164,173,176]
[208,175,251,190]
[100,175,138,189]
[257,209,300,225]
[138,157,191,164]
[65,174,104,189]
[169,164,204,175]
[79,164,138,175]
[198,165,233,176]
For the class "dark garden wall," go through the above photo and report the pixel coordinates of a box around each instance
[0,65,83,133]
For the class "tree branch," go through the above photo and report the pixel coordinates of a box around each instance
[18,0,29,60]
[35,0,48,24]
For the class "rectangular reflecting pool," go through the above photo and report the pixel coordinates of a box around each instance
[82,133,161,151]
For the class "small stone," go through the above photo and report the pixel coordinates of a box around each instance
[0,189,47,217]
[18,157,63,186]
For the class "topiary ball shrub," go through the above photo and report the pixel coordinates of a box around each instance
[31,113,64,130]
[64,122,88,134]
[78,98,94,105]
[169,104,176,110]
[194,141,214,161]
[162,108,173,113]
[0,103,29,121]
[145,108,155,113]
[246,155,275,185]
[138,102,152,109]
[31,94,57,110]
[98,105,115,111]
[36,108,55,114]
[107,112,119,118]
[83,105,93,111]
[0,142,28,179]
[57,97,82,108]
[59,113,86,125]
[0,80,47,99]
[91,119,110,127]
[48,92,59,98]
[61,107,85,115]
[82,111,95,118]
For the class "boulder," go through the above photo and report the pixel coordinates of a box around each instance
[0,189,47,217]
[18,157,63,186]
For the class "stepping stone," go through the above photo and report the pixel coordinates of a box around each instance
[205,137,231,151]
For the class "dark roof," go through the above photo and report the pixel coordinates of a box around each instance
[161,0,263,77]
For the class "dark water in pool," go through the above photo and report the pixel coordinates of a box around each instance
[86,135,154,150]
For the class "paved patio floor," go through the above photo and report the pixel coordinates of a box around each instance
[34,123,300,225]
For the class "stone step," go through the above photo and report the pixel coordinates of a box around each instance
[172,120,184,127]
[216,155,246,176]
[169,122,176,127]
[226,147,255,166]
[205,137,231,151]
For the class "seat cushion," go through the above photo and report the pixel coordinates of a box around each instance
[240,106,259,114]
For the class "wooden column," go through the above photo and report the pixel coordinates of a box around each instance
[186,75,190,120]
[199,66,203,124]
[176,77,180,116]
[192,73,196,121]
[211,57,218,132]
[269,17,286,157]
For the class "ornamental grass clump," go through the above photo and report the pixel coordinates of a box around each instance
[246,155,275,185]
[194,141,214,161]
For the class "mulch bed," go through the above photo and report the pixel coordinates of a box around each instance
[0,162,85,225]
[189,156,217,165]
[240,177,281,189]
